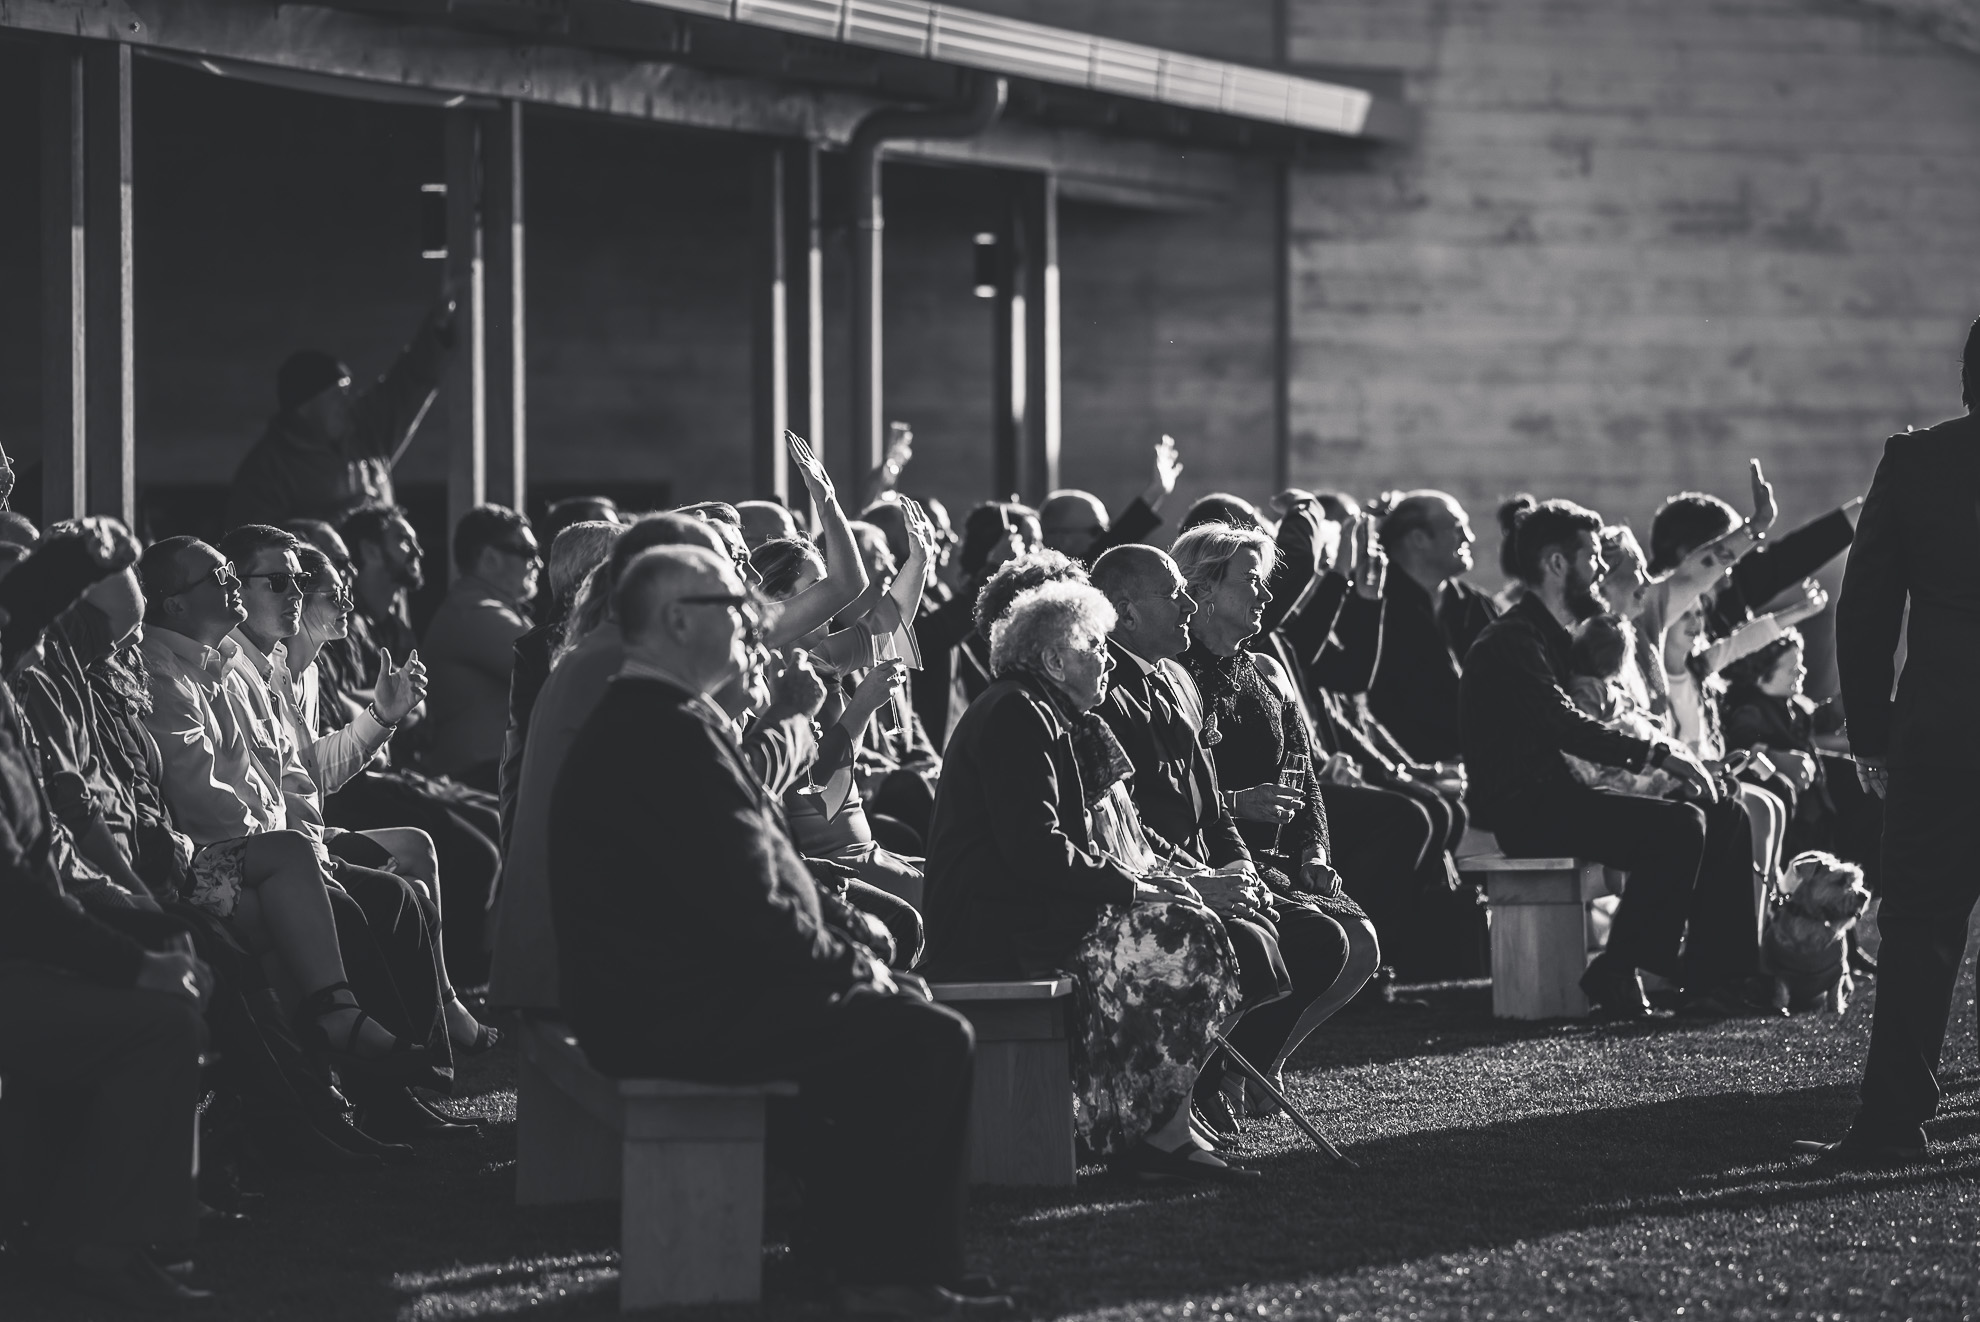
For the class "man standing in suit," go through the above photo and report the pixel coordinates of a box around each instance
[1802,317,1980,1165]
[1089,544,1351,1115]
[548,545,1007,1315]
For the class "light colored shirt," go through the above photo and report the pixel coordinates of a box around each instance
[140,628,285,846]
[273,648,392,797]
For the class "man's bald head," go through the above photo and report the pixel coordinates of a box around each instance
[1090,543,1176,605]
[1040,490,1110,558]
[614,545,733,645]
[1090,543,1196,662]
[736,500,797,550]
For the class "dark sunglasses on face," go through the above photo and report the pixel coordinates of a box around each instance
[241,571,310,595]
[165,564,239,598]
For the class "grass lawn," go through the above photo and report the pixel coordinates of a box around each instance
[7,934,1978,1321]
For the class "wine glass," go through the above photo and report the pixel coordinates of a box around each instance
[1271,752,1310,856]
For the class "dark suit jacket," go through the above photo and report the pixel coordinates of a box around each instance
[1097,642,1248,869]
[549,675,871,1078]
[1370,573,1499,764]
[1836,411,1980,769]
[1460,595,1659,826]
[923,674,1137,979]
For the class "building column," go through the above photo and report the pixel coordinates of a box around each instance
[40,43,86,525]
[443,108,487,574]
[84,41,135,525]
[993,171,1061,504]
[1023,172,1060,503]
[484,101,526,516]
[750,143,790,502]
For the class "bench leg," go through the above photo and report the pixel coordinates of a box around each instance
[1490,900,1591,1020]
[515,1045,621,1206]
[970,1039,1076,1187]
[619,1100,769,1309]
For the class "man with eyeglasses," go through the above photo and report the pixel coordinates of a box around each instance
[226,294,458,529]
[551,544,1006,1317]
[419,504,540,792]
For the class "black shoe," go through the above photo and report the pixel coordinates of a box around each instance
[1580,952,1657,1020]
[1791,1128,1933,1168]
[1192,1092,1240,1139]
[1678,981,1779,1019]
[1119,1141,1263,1185]
[837,1282,1018,1317]
[42,1247,214,1311]
[358,1091,478,1143]
[294,980,444,1090]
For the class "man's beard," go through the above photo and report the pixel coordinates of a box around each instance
[390,560,425,591]
[1566,572,1609,621]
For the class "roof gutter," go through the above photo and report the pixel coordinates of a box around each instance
[849,74,1008,482]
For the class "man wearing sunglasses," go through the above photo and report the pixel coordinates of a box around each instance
[419,504,540,792]
[550,544,1004,1317]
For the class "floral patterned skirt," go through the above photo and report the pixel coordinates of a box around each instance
[1067,900,1240,1158]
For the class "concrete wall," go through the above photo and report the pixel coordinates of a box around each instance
[1285,0,1980,550]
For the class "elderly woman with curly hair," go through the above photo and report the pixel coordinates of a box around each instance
[923,581,1248,1182]
[1172,522,1379,1095]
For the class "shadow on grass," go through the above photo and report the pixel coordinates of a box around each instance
[965,1084,1980,1316]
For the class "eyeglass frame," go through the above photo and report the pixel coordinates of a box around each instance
[674,592,765,643]
[160,563,240,599]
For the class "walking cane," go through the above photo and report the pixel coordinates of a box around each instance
[1209,1031,1357,1172]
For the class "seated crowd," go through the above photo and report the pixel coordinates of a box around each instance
[0,402,1879,1311]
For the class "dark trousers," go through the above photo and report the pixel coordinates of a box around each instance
[0,965,203,1251]
[325,862,454,1094]
[1490,783,1754,988]
[1222,904,1350,1069]
[1856,767,1980,1137]
[1327,783,1463,977]
[325,770,502,987]
[1388,775,1468,852]
[701,994,974,1288]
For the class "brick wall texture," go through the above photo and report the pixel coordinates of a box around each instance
[1285,0,1980,540]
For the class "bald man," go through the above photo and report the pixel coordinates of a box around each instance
[1367,490,1500,763]
[1091,544,1352,1122]
[548,546,997,1313]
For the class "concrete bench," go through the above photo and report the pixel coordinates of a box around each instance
[514,1017,796,1311]
[928,979,1076,1186]
[1460,855,1625,1019]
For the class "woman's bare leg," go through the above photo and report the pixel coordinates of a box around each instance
[230,831,403,1055]
[358,826,487,1045]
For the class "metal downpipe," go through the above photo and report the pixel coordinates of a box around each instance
[849,75,1007,483]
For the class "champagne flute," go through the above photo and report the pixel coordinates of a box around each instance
[1271,751,1310,857]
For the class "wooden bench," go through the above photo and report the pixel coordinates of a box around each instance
[1460,856,1625,1019]
[514,1018,796,1311]
[928,979,1077,1186]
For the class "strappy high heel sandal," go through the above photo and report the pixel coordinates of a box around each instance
[294,981,439,1087]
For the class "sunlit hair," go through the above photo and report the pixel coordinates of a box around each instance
[1648,492,1739,574]
[1169,522,1277,605]
[1598,524,1646,575]
[1721,627,1804,690]
[547,520,622,610]
[989,581,1116,679]
[973,549,1086,640]
[555,513,723,666]
[751,537,824,601]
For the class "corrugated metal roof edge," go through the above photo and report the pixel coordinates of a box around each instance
[631,0,1388,139]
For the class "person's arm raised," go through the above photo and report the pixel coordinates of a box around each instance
[765,432,869,649]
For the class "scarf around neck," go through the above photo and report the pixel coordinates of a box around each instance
[1009,667,1133,809]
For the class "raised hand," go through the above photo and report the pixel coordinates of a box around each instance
[771,649,828,719]
[1776,578,1829,625]
[787,430,835,504]
[374,648,427,725]
[1748,458,1778,535]
[1143,434,1184,509]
